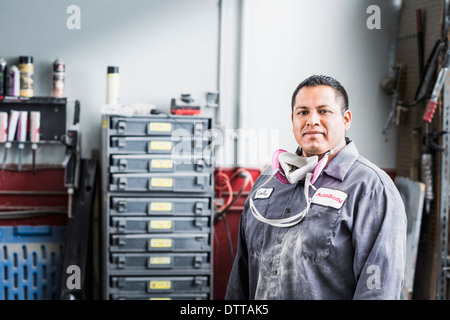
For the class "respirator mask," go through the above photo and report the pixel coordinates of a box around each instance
[249,140,346,227]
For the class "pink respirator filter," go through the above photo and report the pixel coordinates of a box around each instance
[271,149,290,184]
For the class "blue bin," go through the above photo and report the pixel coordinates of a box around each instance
[0,226,66,300]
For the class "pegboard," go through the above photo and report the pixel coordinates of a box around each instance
[394,0,448,300]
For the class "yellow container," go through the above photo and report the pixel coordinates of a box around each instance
[18,56,34,97]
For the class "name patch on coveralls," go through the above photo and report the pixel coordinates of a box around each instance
[312,188,347,209]
[254,188,274,199]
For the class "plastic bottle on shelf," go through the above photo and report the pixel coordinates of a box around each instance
[52,58,65,98]
[5,65,20,97]
[106,66,120,105]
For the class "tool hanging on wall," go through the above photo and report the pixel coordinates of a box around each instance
[422,41,450,123]
[412,39,446,106]
[2,110,19,171]
[421,130,449,214]
[416,9,425,77]
[419,36,450,213]
[393,39,447,111]
[30,111,41,175]
[62,104,81,218]
[17,111,28,172]
[423,67,449,123]
[381,63,404,134]
[381,9,438,131]
[381,39,448,134]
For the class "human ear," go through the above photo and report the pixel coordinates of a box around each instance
[344,110,352,131]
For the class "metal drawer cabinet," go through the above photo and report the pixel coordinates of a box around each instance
[101,115,214,300]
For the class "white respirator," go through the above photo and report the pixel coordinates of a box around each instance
[249,140,346,227]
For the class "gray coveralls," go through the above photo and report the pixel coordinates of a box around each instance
[225,140,407,300]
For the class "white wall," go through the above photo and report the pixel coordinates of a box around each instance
[219,0,401,168]
[0,0,219,162]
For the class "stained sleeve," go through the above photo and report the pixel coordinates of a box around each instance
[351,183,407,299]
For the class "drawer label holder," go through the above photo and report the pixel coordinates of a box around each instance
[150,238,173,248]
[149,202,173,212]
[149,280,172,290]
[150,220,173,230]
[149,122,172,133]
[150,178,174,188]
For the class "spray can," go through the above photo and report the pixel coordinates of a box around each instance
[0,57,6,96]
[5,65,20,97]
[106,66,120,104]
[52,58,65,98]
[18,56,34,97]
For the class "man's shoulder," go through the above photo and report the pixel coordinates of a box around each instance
[350,154,396,189]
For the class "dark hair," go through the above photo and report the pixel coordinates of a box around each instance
[291,75,349,115]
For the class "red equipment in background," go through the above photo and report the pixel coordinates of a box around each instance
[213,166,262,300]
[0,165,68,226]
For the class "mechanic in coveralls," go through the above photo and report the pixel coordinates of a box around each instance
[225,75,407,299]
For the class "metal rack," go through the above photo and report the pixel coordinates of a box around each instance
[436,63,450,300]
[0,97,80,191]
[0,96,69,142]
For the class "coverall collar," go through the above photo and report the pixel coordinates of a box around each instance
[322,139,359,182]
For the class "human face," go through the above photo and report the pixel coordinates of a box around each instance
[291,85,351,158]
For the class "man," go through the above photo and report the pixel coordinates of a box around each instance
[225,74,407,300]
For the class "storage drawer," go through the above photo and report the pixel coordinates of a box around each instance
[110,217,211,233]
[109,136,210,155]
[110,233,210,252]
[110,275,210,294]
[110,197,211,216]
[109,154,212,173]
[109,172,211,193]
[109,116,210,136]
[110,252,210,271]
[110,292,209,300]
